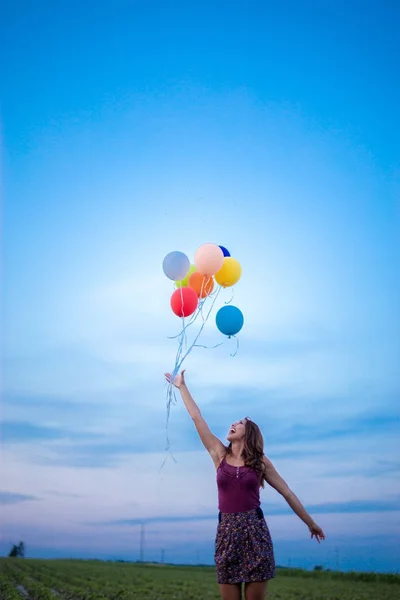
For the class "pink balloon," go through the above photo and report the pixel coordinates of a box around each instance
[194,243,224,276]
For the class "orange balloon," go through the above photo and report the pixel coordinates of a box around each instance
[188,272,214,298]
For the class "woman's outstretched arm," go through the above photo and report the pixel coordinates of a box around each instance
[165,370,225,468]
[263,456,326,543]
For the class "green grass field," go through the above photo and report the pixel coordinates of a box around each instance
[1,558,399,600]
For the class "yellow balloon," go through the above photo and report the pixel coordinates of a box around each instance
[215,257,242,287]
[176,264,196,288]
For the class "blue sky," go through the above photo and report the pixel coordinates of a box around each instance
[1,0,399,573]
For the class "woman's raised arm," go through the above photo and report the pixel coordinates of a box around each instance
[165,370,225,467]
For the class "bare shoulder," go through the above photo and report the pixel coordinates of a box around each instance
[263,455,290,495]
[263,455,275,469]
[263,455,283,476]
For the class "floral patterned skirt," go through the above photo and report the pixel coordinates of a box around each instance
[214,507,276,584]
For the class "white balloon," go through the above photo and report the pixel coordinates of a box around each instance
[162,251,190,281]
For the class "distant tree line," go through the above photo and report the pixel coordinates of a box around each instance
[8,541,25,558]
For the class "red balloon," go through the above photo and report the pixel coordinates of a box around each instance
[170,287,199,317]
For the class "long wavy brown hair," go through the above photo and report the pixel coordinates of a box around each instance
[226,418,267,487]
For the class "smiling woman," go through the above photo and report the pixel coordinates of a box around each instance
[164,370,326,600]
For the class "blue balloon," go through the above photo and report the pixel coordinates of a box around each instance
[163,251,190,281]
[219,245,231,257]
[216,305,244,337]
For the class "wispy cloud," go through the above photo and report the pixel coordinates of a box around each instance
[0,491,39,505]
[1,387,398,475]
[95,497,400,527]
[1,422,103,444]
[44,490,82,499]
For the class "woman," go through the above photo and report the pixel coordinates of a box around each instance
[165,370,325,600]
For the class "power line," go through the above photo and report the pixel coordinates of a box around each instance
[140,523,145,562]
[335,546,339,571]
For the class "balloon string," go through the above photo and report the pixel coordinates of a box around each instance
[182,316,187,353]
[173,285,222,376]
[206,282,219,299]
[198,277,214,322]
[161,290,240,472]
[166,302,202,339]
[161,383,178,470]
[193,334,239,356]
[199,294,208,322]
[225,286,234,304]
[200,277,205,300]
[194,341,225,350]
[230,335,240,357]
[162,285,223,469]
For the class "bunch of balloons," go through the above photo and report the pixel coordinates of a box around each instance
[162,242,244,339]
[161,242,244,462]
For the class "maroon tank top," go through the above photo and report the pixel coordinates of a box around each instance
[217,457,261,513]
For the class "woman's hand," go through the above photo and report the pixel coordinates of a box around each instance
[165,370,186,389]
[308,522,325,543]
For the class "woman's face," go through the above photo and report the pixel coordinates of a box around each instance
[227,418,246,442]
